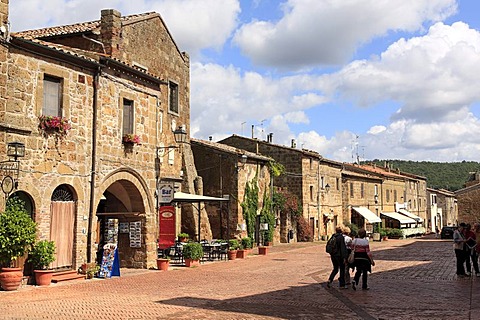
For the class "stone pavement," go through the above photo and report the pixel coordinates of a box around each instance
[0,235,478,320]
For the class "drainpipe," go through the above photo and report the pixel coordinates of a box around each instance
[86,67,100,263]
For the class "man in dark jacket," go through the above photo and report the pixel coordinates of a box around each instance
[327,226,348,288]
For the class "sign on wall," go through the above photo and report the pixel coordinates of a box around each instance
[159,184,174,204]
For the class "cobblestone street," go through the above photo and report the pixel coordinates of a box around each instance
[1,235,477,320]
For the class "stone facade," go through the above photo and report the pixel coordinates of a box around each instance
[0,4,194,270]
[190,138,272,243]
[219,135,343,240]
[455,183,480,225]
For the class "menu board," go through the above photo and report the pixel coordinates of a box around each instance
[129,221,142,248]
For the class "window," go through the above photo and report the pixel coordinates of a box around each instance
[350,182,354,198]
[360,183,364,198]
[320,176,325,189]
[336,178,339,190]
[43,76,62,116]
[386,190,390,202]
[169,81,179,113]
[310,186,314,201]
[394,190,397,202]
[122,99,134,136]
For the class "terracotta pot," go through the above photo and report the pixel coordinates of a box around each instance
[0,267,23,291]
[34,270,54,286]
[157,259,170,271]
[184,259,200,267]
[258,246,269,255]
[236,249,247,259]
[227,250,237,260]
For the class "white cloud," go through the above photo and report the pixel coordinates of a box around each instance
[330,22,480,123]
[9,0,241,58]
[190,62,326,140]
[233,0,457,69]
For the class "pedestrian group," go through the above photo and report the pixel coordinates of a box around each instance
[326,226,374,290]
[453,222,480,277]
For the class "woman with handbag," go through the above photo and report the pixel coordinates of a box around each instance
[351,228,374,291]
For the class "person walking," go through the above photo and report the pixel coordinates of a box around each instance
[343,226,353,286]
[351,228,374,291]
[453,223,467,277]
[474,223,480,276]
[326,226,348,289]
[464,223,479,276]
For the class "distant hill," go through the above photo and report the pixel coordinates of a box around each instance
[363,160,480,191]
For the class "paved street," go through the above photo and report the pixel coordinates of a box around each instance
[1,235,478,320]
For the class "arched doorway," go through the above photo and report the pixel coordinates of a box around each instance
[96,179,146,268]
[50,185,76,269]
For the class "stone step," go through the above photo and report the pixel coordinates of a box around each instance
[51,270,85,283]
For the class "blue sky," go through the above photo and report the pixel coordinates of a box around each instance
[8,0,480,162]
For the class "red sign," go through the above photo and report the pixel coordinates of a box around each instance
[158,206,176,249]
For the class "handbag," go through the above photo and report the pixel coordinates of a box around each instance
[347,245,355,264]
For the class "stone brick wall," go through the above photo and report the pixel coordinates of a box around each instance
[456,185,480,225]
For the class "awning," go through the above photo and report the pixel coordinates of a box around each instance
[398,209,423,223]
[172,192,229,241]
[173,192,229,202]
[352,207,382,223]
[381,211,416,224]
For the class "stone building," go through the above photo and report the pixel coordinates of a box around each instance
[455,172,480,224]
[190,138,272,243]
[341,164,383,234]
[354,164,427,235]
[427,188,458,228]
[0,4,197,271]
[219,134,343,240]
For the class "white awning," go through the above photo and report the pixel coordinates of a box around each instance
[352,207,382,223]
[398,209,423,223]
[381,211,416,224]
[173,192,229,202]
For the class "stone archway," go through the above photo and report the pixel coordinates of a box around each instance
[95,171,153,269]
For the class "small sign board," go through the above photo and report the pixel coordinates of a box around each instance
[159,184,174,204]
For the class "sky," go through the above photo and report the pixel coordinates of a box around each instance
[8,0,480,163]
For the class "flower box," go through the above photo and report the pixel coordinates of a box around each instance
[122,134,141,145]
[38,115,71,136]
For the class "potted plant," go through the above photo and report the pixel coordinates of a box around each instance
[379,228,388,241]
[178,232,189,242]
[0,198,37,291]
[228,239,240,260]
[27,240,56,286]
[238,237,252,258]
[182,242,203,267]
[156,257,170,271]
[86,263,100,279]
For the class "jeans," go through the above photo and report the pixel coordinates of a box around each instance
[354,267,368,289]
[455,249,466,275]
[328,255,346,286]
[466,250,480,274]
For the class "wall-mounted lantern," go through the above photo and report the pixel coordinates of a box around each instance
[236,154,247,171]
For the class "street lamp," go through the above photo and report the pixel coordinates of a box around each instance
[236,154,247,171]
[325,183,330,193]
[7,142,25,161]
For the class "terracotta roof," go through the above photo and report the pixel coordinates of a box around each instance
[12,12,158,40]
[191,138,272,162]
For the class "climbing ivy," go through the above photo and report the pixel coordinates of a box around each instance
[241,179,259,240]
[260,189,275,242]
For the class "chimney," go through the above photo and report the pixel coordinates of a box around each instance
[208,136,212,141]
[291,139,296,148]
[267,133,273,143]
[251,125,254,139]
[101,9,122,57]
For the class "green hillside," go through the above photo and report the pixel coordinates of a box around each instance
[364,160,480,191]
